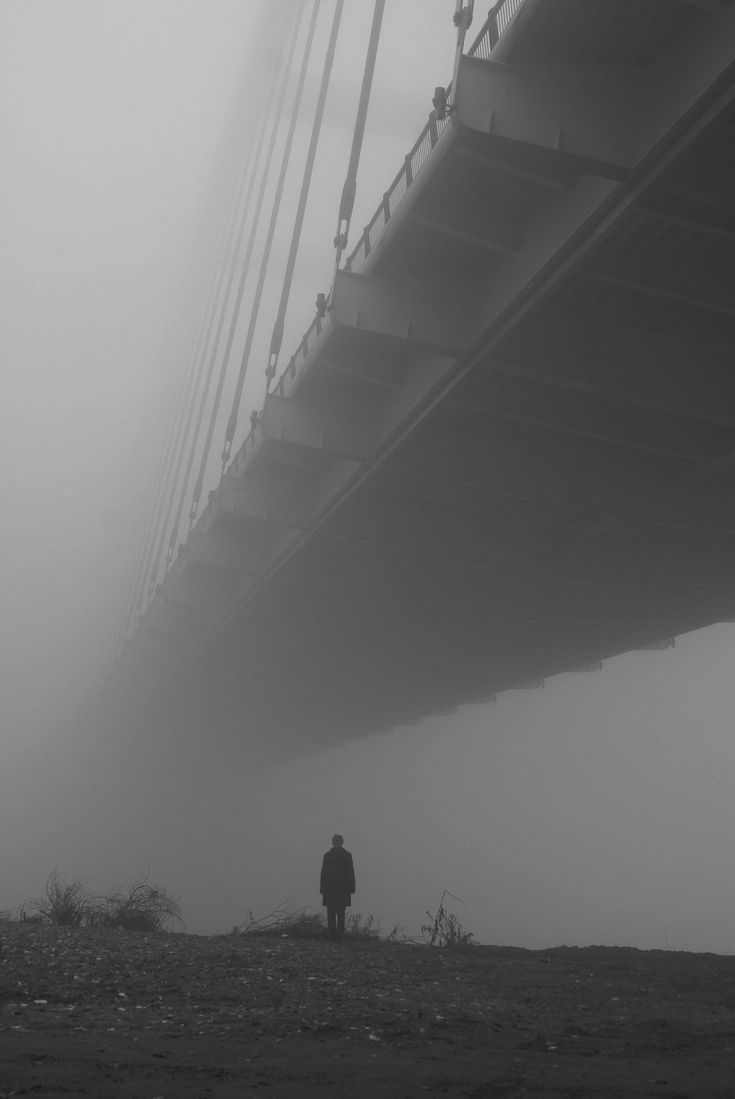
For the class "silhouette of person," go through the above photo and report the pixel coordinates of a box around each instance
[320,833,355,942]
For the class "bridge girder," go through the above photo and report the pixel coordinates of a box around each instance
[330,268,474,357]
[454,57,638,175]
[113,0,735,741]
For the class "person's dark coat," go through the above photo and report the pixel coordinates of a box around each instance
[320,845,355,908]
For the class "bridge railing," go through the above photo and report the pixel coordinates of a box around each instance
[344,0,526,274]
[269,0,526,404]
[273,308,327,399]
[345,111,450,273]
[468,0,527,60]
[270,109,450,403]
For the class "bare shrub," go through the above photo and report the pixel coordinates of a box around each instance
[100,879,182,932]
[20,873,182,932]
[422,889,474,948]
[28,871,95,927]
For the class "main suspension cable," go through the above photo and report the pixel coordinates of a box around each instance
[265,0,344,391]
[220,0,322,474]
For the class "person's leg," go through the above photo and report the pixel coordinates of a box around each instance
[336,907,346,941]
[327,905,337,940]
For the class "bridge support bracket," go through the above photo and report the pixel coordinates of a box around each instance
[331,268,478,358]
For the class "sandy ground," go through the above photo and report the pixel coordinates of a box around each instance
[2,923,735,1097]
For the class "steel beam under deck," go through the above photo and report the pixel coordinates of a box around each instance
[113,1,735,743]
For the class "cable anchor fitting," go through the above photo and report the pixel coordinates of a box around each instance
[432,86,449,121]
[453,2,474,31]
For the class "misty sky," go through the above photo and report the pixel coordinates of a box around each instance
[2,1,735,954]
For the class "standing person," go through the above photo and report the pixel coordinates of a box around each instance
[320,833,356,942]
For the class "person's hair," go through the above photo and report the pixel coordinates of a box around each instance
[331,833,344,846]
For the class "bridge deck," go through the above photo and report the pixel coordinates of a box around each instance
[116,0,735,743]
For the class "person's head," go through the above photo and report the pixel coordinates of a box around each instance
[331,833,344,847]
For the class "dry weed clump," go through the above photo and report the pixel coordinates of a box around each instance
[232,903,326,939]
[20,871,182,932]
[344,912,383,940]
[421,889,474,948]
[231,904,396,942]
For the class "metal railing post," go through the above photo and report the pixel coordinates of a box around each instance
[429,112,439,146]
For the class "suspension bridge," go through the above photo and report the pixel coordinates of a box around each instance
[108,0,735,744]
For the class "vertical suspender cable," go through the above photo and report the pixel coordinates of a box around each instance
[220,0,322,474]
[265,0,344,392]
[109,0,294,658]
[122,260,219,639]
[134,188,240,611]
[108,387,183,663]
[185,106,269,527]
[449,0,474,109]
[153,11,304,584]
[332,0,385,273]
[121,3,279,633]
[131,1,280,615]
[131,96,267,612]
[110,293,208,658]
[130,284,215,619]
[187,5,310,528]
[109,357,192,656]
[129,110,272,621]
[116,240,229,652]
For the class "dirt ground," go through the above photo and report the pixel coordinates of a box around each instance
[2,923,735,1098]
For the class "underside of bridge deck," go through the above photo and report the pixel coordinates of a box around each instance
[114,0,735,746]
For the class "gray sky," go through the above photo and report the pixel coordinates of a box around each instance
[2,1,734,954]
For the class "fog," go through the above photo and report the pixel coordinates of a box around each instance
[2,1,734,954]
